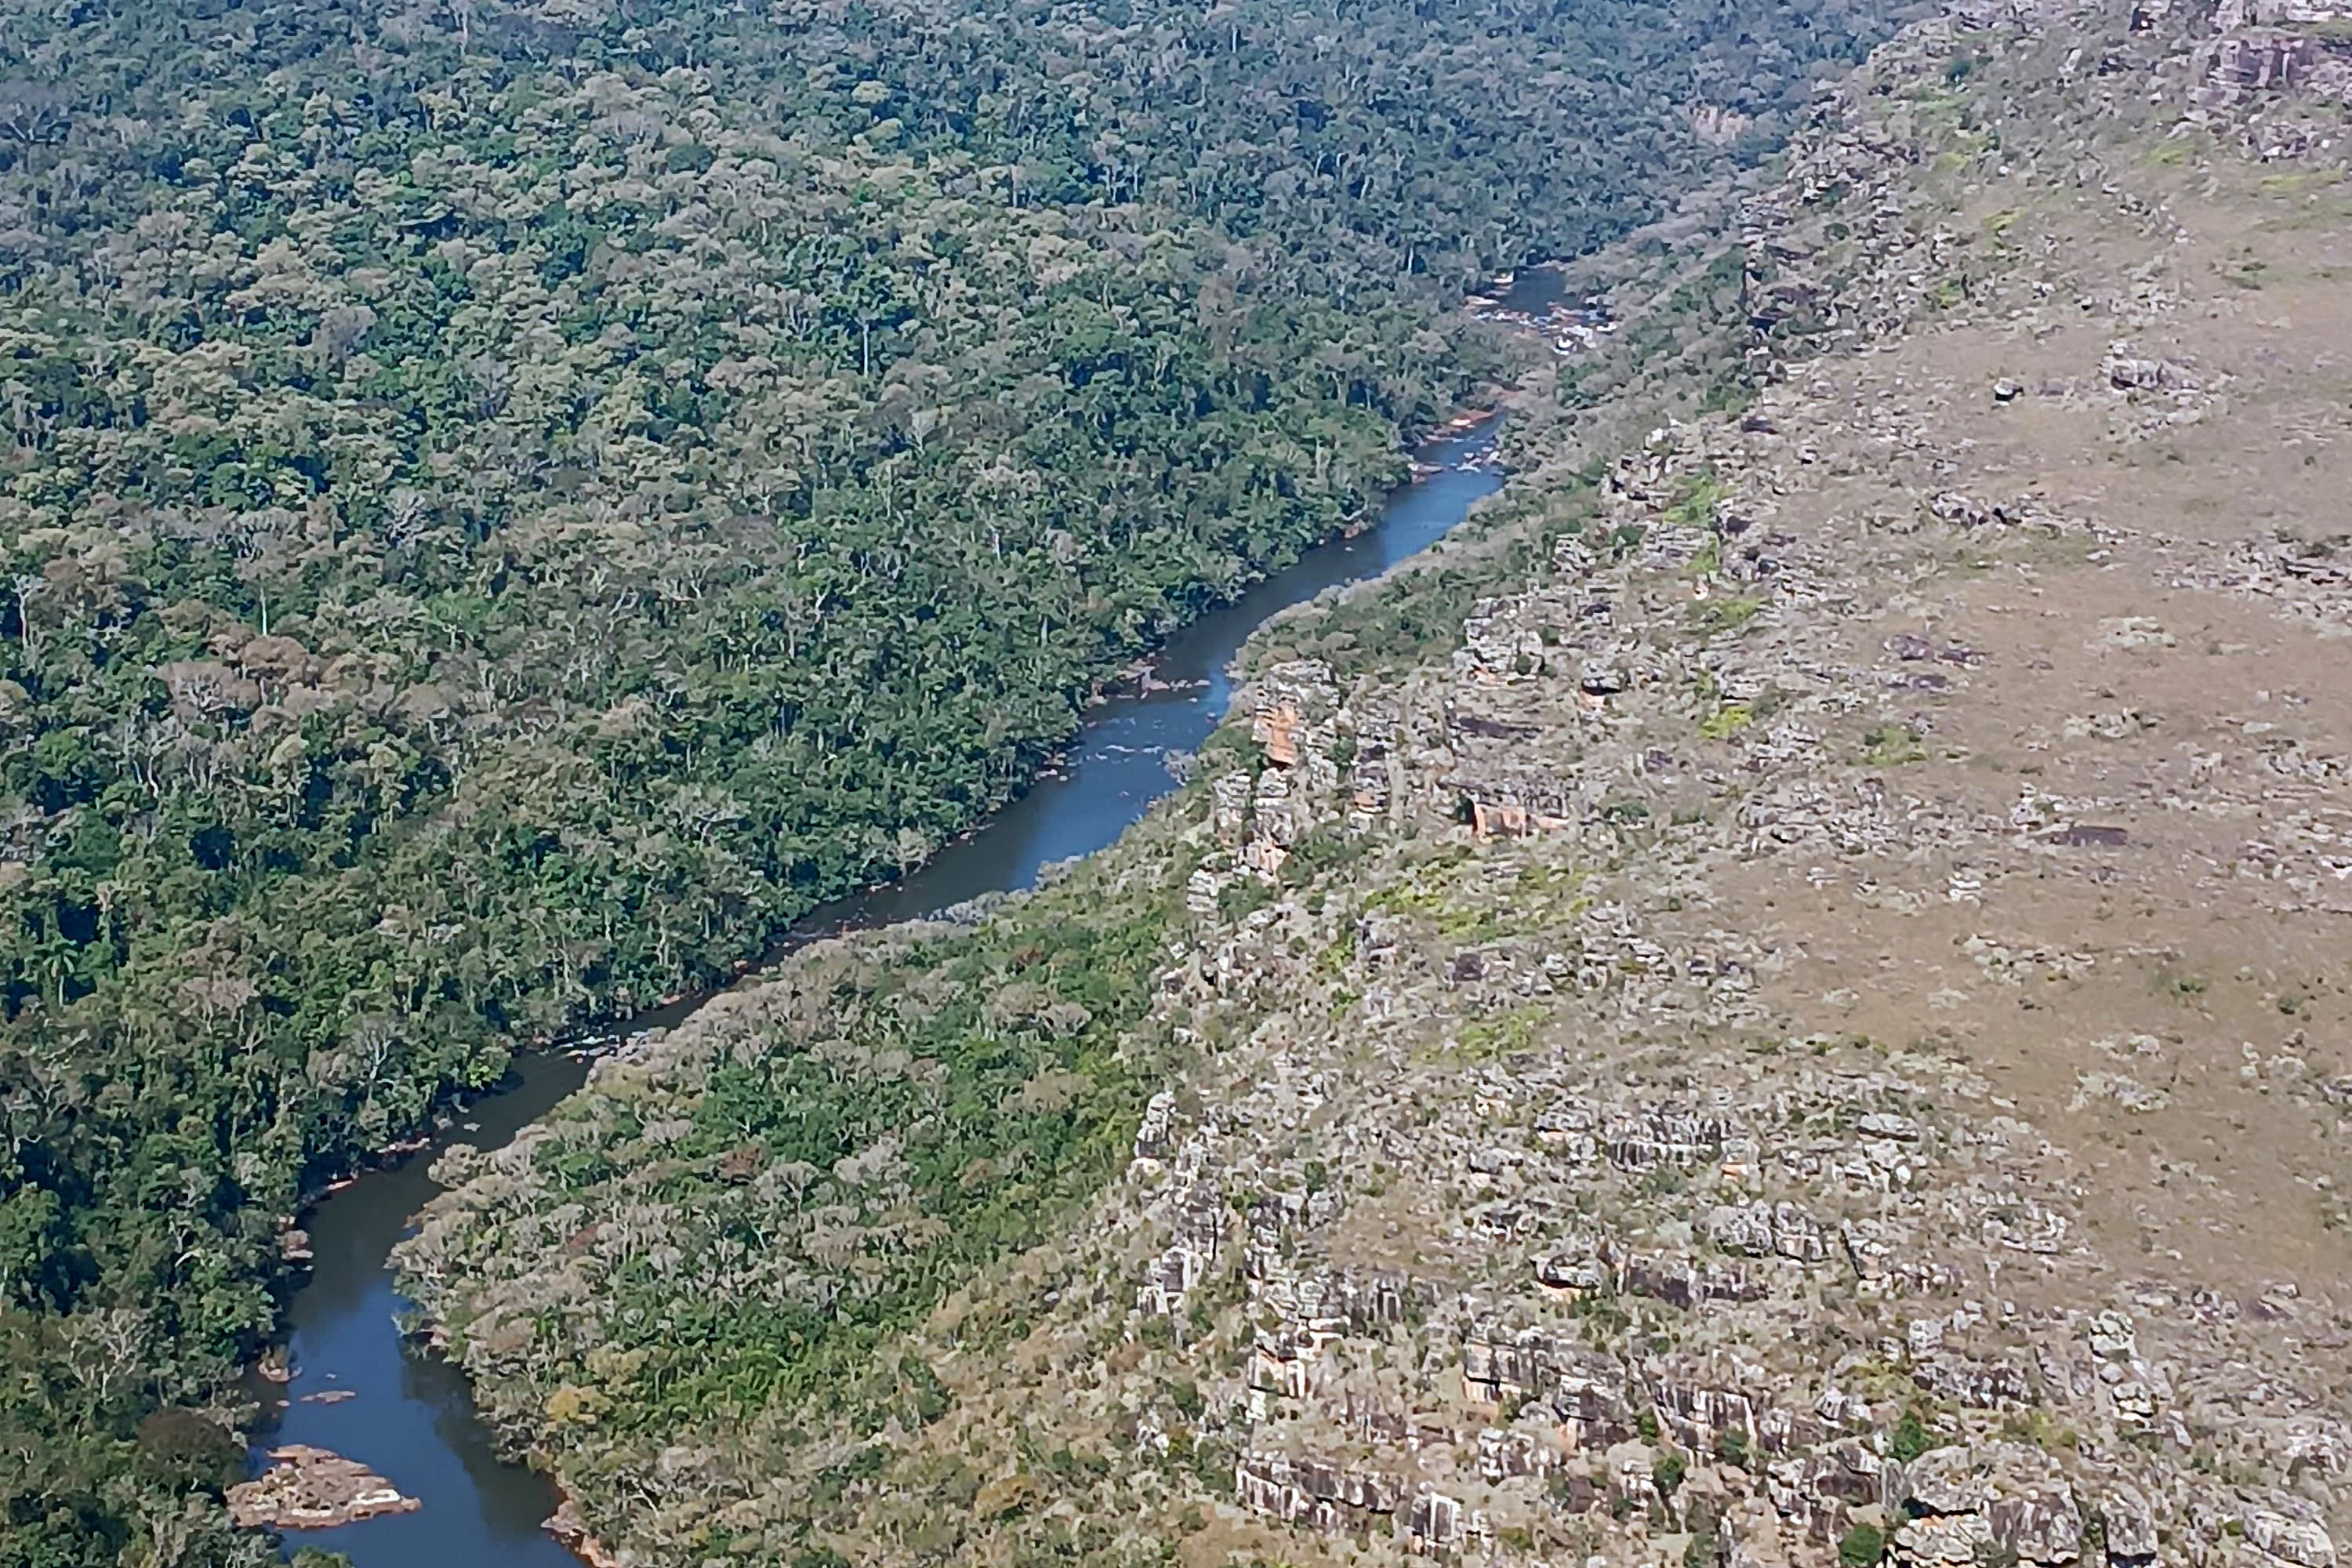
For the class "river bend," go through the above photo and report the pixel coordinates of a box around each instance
[246,416,1504,1565]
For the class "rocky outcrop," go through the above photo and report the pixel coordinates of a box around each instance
[544,1497,624,1568]
[226,1446,420,1530]
[1235,1450,1405,1530]
[1889,1445,2082,1568]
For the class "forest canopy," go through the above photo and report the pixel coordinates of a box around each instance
[0,0,1911,1559]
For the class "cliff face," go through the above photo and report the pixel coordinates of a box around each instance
[405,1,2352,1563]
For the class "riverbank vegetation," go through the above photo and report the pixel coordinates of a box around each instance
[1,0,1915,1556]
[399,831,1190,1562]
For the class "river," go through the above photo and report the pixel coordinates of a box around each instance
[245,415,1505,1566]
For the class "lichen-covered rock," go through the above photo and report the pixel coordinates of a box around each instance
[2101,1486,2158,1564]
[1891,1446,2080,1568]
[2248,1511,2337,1568]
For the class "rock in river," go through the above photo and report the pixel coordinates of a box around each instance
[227,1444,420,1530]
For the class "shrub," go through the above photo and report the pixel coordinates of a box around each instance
[1891,1407,1935,1462]
[1840,1523,1888,1568]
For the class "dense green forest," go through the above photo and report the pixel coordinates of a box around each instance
[0,0,1911,1558]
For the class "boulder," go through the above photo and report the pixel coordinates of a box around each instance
[1890,1446,2082,1567]
[2101,1486,2158,1564]
[1901,1446,2000,1516]
[2247,1511,2336,1568]
[1897,1511,1996,1566]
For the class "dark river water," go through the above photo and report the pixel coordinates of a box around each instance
[1497,262,1568,316]
[246,416,1505,1566]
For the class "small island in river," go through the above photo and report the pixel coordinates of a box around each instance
[227,1445,420,1530]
